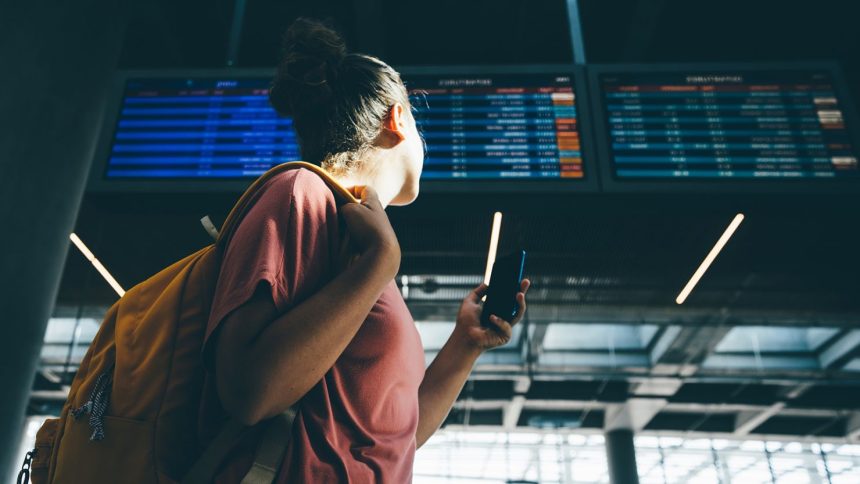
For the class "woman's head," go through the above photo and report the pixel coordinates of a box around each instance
[269,18,424,205]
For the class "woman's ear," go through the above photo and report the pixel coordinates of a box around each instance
[383,103,407,142]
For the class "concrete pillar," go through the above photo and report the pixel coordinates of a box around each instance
[0,0,128,478]
[605,429,640,484]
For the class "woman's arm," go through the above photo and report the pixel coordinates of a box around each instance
[415,281,530,448]
[214,187,400,426]
[415,328,481,447]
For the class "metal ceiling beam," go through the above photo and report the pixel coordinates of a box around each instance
[665,403,838,418]
[446,397,852,441]
[734,383,813,436]
[702,354,821,371]
[734,403,786,436]
[503,376,531,430]
[538,351,651,368]
[527,322,548,360]
[650,325,733,376]
[437,425,857,445]
[631,377,683,397]
[503,396,527,430]
[846,412,860,442]
[407,302,860,328]
[455,399,591,412]
[453,399,843,419]
[649,326,683,364]
[466,366,860,386]
[819,330,860,369]
[604,398,668,432]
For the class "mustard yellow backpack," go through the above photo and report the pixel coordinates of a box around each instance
[22,162,356,484]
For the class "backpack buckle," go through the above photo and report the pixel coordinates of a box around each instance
[200,215,220,240]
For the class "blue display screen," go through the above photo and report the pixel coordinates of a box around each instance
[106,79,299,178]
[106,78,298,178]
[599,70,859,179]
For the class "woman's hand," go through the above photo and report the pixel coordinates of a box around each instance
[452,279,531,351]
[340,185,400,276]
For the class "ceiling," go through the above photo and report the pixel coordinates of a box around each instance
[115,0,860,113]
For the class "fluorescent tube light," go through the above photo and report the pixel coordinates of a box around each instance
[69,233,126,298]
[676,213,745,305]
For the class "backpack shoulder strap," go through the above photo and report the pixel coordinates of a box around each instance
[240,409,297,484]
[216,161,358,251]
[180,419,246,484]
[181,409,297,484]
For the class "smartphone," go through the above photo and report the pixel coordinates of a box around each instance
[481,249,527,327]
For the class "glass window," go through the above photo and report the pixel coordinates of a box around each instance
[715,327,838,353]
[543,323,659,351]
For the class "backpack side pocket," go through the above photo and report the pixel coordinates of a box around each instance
[30,418,60,484]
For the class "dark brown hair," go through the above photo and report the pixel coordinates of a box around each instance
[269,18,411,175]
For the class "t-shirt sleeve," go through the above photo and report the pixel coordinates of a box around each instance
[202,169,341,367]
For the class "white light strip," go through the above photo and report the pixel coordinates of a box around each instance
[69,233,126,298]
[483,212,503,286]
[676,213,745,305]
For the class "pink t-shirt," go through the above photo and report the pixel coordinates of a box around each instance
[199,167,425,483]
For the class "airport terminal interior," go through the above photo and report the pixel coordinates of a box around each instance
[5,0,860,483]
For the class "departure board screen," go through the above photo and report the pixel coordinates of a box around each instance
[599,70,859,179]
[407,73,584,179]
[105,73,586,181]
[106,78,298,178]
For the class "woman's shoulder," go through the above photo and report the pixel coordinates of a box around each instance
[258,166,338,216]
[262,166,334,199]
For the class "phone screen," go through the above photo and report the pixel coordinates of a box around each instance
[481,250,526,327]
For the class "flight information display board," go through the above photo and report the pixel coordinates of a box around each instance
[407,73,584,179]
[103,71,588,184]
[596,69,859,180]
[105,78,298,178]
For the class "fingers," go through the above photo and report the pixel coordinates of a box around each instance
[467,283,489,303]
[487,315,513,340]
[339,202,366,225]
[512,291,527,323]
[343,185,382,218]
[508,279,530,324]
[358,185,381,209]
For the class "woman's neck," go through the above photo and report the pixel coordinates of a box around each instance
[330,154,404,208]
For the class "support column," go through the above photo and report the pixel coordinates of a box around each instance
[0,0,128,478]
[225,0,248,67]
[605,429,640,484]
[565,0,587,64]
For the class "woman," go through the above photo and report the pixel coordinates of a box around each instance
[202,18,531,483]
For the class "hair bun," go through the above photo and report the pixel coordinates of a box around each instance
[269,18,348,116]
